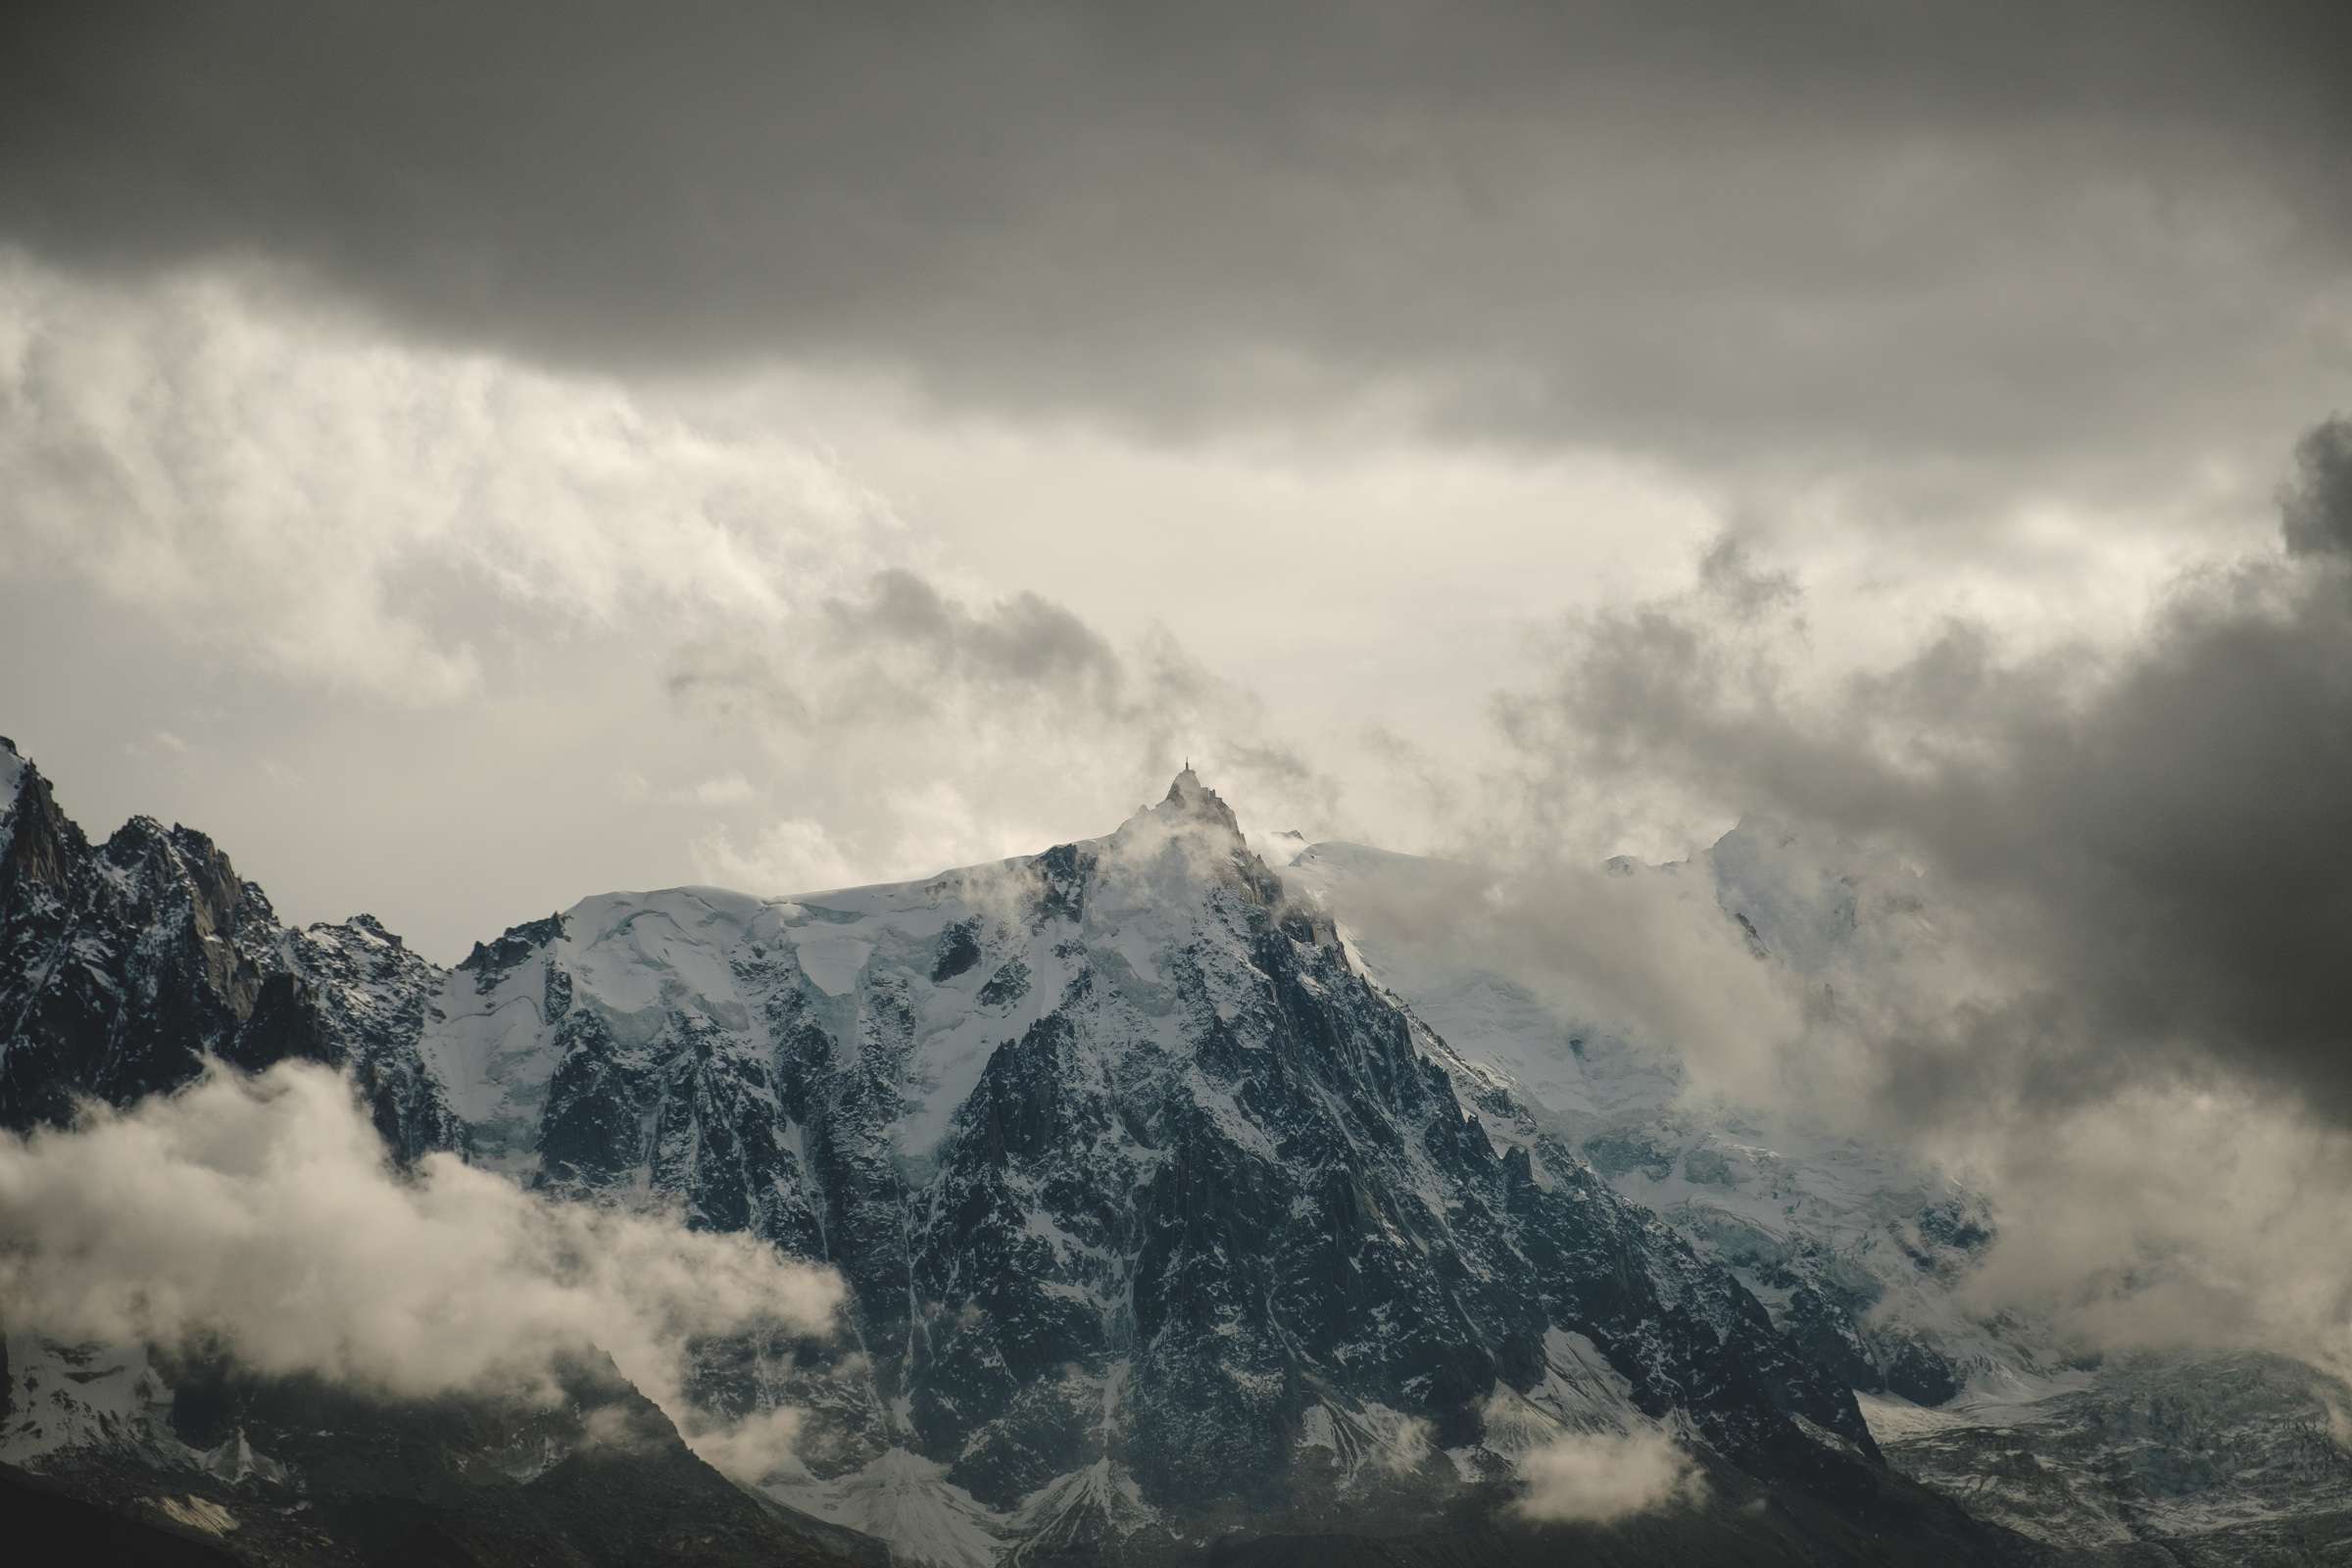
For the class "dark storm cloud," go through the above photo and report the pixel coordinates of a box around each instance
[823,569,1126,705]
[1501,416,2352,1123]
[2283,417,2352,558]
[5,2,2347,481]
[666,568,1146,731]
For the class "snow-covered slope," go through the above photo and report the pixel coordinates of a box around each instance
[368,772,1885,1559]
[1862,1353,2352,1549]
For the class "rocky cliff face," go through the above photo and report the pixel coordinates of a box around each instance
[379,770,1888,1556]
[0,738,461,1159]
[0,749,1994,1564]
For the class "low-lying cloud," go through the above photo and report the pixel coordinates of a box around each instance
[1948,1084,2352,1378]
[0,1060,844,1479]
[1306,845,1808,1111]
[1510,1429,1704,1526]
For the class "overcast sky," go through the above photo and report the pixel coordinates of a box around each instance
[2,0,2348,966]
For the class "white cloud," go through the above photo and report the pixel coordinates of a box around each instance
[1945,1084,2352,1385]
[1510,1429,1705,1525]
[1304,848,1813,1110]
[0,251,896,702]
[0,251,1376,941]
[0,1061,845,1476]
[680,1404,808,1487]
[122,728,193,762]
[692,816,862,895]
[676,771,758,807]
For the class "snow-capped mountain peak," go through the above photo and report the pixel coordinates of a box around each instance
[0,755,2016,1564]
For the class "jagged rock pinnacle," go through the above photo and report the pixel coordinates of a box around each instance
[1158,765,1241,836]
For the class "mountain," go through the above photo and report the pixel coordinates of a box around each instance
[1,742,2027,1564]
[0,737,460,1159]
[1278,826,2000,1408]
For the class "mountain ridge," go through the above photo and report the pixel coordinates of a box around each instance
[0,741,2030,1564]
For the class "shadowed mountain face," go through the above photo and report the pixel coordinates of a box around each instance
[0,1336,879,1568]
[0,744,2022,1565]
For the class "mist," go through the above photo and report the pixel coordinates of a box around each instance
[1510,1429,1706,1526]
[0,1060,845,1480]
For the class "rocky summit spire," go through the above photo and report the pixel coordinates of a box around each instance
[1158,763,1240,835]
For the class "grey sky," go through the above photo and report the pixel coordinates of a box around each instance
[1,0,2347,994]
[6,3,2347,474]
